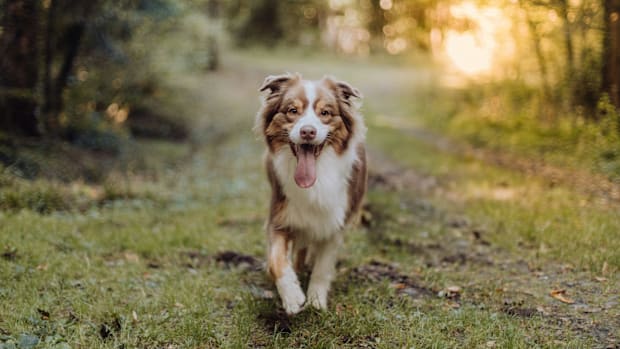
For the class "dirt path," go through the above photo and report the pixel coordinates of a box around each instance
[366,147,620,347]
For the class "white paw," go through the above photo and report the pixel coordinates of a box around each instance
[276,266,306,315]
[280,283,306,315]
[306,286,328,310]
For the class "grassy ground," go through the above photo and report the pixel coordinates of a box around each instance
[1,49,619,348]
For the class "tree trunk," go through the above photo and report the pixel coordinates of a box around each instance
[42,0,57,133]
[521,1,551,100]
[603,0,620,108]
[0,0,41,136]
[205,0,220,71]
[557,0,575,79]
[51,22,86,122]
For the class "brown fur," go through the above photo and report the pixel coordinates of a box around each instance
[346,143,368,225]
[267,229,291,280]
[265,154,287,229]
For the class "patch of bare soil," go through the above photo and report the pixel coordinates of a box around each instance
[348,260,432,299]
[178,250,263,271]
[214,250,263,271]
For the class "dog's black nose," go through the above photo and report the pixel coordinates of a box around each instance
[300,125,316,141]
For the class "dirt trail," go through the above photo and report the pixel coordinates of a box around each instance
[366,147,620,347]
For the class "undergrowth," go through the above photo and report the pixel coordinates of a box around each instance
[426,80,620,181]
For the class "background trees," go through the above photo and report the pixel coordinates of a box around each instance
[0,0,205,142]
[0,0,618,140]
[0,0,40,136]
[603,0,620,107]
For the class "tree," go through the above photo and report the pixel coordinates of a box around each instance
[42,0,99,134]
[603,0,620,108]
[0,0,41,136]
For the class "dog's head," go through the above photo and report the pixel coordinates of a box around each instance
[256,73,363,188]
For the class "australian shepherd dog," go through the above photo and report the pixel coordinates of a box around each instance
[255,73,367,315]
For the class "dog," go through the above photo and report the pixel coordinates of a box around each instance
[255,73,367,315]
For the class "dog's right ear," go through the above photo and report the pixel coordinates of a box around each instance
[256,73,299,136]
[259,73,300,96]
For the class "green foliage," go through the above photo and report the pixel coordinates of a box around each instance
[432,81,620,181]
[0,176,70,213]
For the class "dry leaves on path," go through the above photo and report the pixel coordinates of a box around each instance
[550,289,575,304]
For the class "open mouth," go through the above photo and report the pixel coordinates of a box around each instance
[290,143,324,188]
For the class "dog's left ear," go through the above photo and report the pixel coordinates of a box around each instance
[336,81,362,100]
[323,76,362,107]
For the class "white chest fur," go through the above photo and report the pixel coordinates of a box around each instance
[273,145,358,242]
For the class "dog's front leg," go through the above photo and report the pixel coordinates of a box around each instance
[306,236,341,310]
[268,229,306,315]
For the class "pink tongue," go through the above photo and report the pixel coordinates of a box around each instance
[294,147,317,188]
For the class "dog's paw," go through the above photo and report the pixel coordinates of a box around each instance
[276,266,306,316]
[306,287,328,310]
[280,284,306,315]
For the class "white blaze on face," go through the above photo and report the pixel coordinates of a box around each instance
[289,81,330,189]
[289,81,329,145]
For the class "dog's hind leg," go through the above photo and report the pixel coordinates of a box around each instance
[268,229,306,315]
[306,235,342,310]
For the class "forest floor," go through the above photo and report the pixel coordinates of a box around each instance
[1,50,619,348]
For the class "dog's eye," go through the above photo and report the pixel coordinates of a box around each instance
[321,110,330,116]
[288,108,298,114]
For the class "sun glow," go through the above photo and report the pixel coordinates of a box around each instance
[444,2,510,76]
[445,32,493,75]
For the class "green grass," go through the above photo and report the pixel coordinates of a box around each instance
[370,125,620,271]
[1,49,618,348]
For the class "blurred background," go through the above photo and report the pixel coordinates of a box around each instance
[1,0,620,212]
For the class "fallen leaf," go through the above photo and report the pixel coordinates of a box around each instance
[602,261,609,276]
[132,310,138,322]
[438,286,462,298]
[174,302,185,308]
[550,289,575,304]
[124,252,140,263]
[595,276,608,283]
[390,282,406,290]
[36,263,48,271]
[444,286,462,299]
[447,286,462,293]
